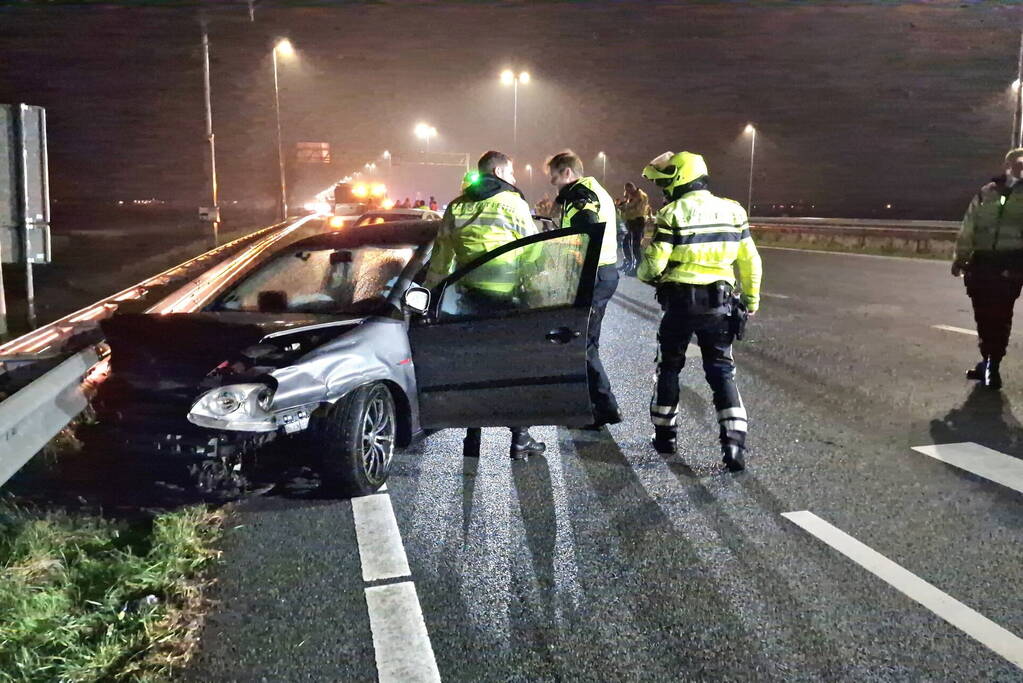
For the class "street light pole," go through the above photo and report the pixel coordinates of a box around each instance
[745,124,757,214]
[598,152,607,184]
[272,40,291,221]
[200,18,220,246]
[513,77,518,148]
[1015,31,1023,148]
[501,70,529,151]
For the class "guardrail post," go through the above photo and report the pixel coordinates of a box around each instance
[0,240,7,339]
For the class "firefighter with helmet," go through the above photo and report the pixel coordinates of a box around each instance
[638,151,763,471]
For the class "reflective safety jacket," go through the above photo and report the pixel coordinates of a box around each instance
[638,189,762,312]
[955,176,1023,269]
[426,175,537,294]
[556,176,619,266]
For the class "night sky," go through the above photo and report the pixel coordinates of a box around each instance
[2,0,1022,218]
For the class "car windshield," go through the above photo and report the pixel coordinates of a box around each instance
[210,245,417,315]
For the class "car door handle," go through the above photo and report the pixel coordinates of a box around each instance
[546,327,581,344]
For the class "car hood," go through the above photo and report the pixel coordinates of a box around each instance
[101,312,368,388]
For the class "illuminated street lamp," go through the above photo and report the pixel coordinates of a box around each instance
[743,123,757,214]
[414,122,437,153]
[500,69,530,148]
[525,163,533,186]
[272,38,295,220]
[1014,30,1023,147]
[1012,77,1023,148]
[597,151,607,183]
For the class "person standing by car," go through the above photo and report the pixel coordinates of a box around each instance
[621,181,650,275]
[952,147,1023,389]
[425,150,546,460]
[639,151,762,471]
[547,150,622,430]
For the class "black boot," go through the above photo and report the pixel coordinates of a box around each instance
[651,428,677,455]
[510,428,546,461]
[990,360,1003,389]
[966,359,986,381]
[967,358,1003,389]
[722,444,746,472]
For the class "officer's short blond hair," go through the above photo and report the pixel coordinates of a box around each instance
[547,151,584,177]
[478,150,512,176]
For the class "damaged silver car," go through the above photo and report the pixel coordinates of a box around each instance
[93,218,603,497]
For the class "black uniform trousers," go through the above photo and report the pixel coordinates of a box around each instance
[965,266,1023,361]
[651,285,746,448]
[588,264,622,424]
[625,218,646,272]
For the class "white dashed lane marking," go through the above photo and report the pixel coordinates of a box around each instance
[912,442,1023,496]
[351,492,440,681]
[352,493,412,582]
[932,324,977,336]
[365,581,441,682]
[761,292,791,299]
[783,510,1023,670]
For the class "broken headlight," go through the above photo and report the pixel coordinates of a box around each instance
[188,383,276,432]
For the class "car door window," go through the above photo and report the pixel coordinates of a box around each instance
[437,232,591,320]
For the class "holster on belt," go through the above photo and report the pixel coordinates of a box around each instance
[728,295,749,341]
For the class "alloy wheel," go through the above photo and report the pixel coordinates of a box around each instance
[360,385,395,485]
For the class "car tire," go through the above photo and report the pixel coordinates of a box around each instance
[317,382,397,497]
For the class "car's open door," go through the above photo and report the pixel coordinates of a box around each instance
[408,223,604,429]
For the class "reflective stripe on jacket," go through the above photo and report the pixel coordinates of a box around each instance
[557,176,618,266]
[426,177,536,293]
[638,189,763,312]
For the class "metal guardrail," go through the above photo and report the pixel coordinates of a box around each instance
[0,347,100,484]
[750,216,959,231]
[0,219,291,363]
[0,215,318,489]
[750,217,960,242]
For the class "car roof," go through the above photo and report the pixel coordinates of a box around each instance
[360,209,441,219]
[294,219,439,251]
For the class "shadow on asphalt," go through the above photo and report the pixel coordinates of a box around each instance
[557,426,774,675]
[563,426,854,678]
[511,454,556,591]
[930,384,1023,458]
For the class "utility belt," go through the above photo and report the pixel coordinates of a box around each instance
[656,281,749,340]
[968,250,1023,277]
[655,280,732,310]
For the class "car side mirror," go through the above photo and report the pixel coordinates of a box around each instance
[402,286,431,316]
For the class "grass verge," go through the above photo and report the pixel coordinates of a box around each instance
[0,503,224,682]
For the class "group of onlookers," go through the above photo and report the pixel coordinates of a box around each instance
[393,196,440,211]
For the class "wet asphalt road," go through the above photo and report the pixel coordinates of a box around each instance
[183,247,1023,682]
